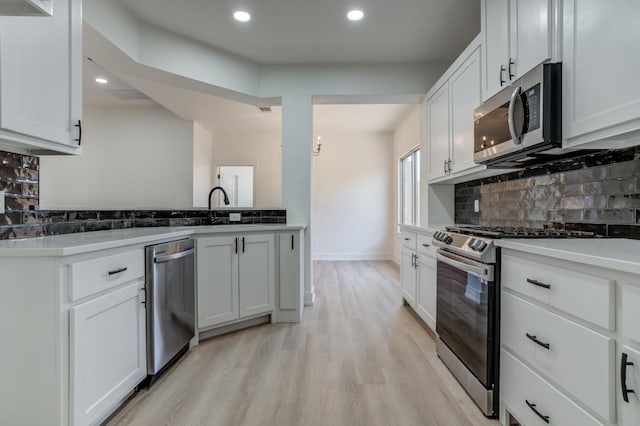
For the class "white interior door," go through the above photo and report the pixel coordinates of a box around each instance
[217,166,254,207]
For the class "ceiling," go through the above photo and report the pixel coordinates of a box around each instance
[118,0,480,65]
[85,1,480,133]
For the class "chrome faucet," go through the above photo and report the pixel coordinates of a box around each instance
[208,186,230,224]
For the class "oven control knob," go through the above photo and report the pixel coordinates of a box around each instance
[468,238,477,249]
[476,241,487,251]
[445,236,453,244]
[435,232,442,241]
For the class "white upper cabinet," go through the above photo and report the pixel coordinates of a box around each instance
[427,40,485,183]
[427,82,451,181]
[481,0,555,102]
[450,48,482,175]
[562,0,640,149]
[482,0,510,100]
[0,0,82,154]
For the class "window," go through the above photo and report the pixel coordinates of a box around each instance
[400,148,420,228]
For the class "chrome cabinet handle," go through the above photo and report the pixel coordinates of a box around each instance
[526,333,550,350]
[525,400,549,424]
[622,352,636,403]
[508,85,523,145]
[499,65,506,86]
[508,58,515,80]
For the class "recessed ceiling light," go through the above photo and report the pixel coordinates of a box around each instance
[95,77,108,84]
[347,9,364,21]
[233,10,251,22]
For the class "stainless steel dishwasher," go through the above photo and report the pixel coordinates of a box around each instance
[145,239,195,383]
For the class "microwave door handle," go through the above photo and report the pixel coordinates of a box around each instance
[436,251,493,281]
[508,85,523,145]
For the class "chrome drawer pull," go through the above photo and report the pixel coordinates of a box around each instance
[108,267,128,276]
[525,400,549,424]
[526,333,550,350]
[527,278,551,289]
[622,352,636,403]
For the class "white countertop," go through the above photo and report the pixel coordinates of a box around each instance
[496,238,640,275]
[0,224,305,257]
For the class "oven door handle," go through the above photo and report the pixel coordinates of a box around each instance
[436,251,494,282]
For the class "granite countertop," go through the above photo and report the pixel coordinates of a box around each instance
[0,224,306,257]
[496,238,640,275]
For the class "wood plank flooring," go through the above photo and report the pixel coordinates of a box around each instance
[108,261,499,426]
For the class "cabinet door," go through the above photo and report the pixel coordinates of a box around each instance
[0,0,81,151]
[450,47,481,175]
[563,0,640,145]
[510,0,550,80]
[279,232,302,313]
[197,236,239,328]
[416,255,437,332]
[239,233,275,318]
[427,82,451,180]
[400,247,417,307]
[70,281,146,426]
[620,345,640,425]
[482,0,509,101]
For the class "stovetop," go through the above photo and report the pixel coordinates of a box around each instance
[446,225,596,239]
[432,225,597,263]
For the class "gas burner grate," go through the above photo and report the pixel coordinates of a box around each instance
[446,225,596,239]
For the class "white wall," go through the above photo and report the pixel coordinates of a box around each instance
[40,105,194,208]
[311,130,394,260]
[192,122,214,207]
[210,130,282,207]
[392,105,423,263]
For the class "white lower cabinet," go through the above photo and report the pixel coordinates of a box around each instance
[416,241,437,331]
[277,231,304,322]
[500,248,640,426]
[400,228,437,334]
[401,246,417,307]
[0,244,149,426]
[501,349,604,426]
[197,233,275,329]
[70,281,146,426]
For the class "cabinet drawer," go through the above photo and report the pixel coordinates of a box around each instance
[501,349,604,426]
[502,291,615,421]
[416,234,436,257]
[620,283,640,344]
[69,249,144,301]
[502,252,614,329]
[401,231,417,251]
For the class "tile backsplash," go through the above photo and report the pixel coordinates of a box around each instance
[0,150,286,240]
[455,146,640,239]
[0,150,39,218]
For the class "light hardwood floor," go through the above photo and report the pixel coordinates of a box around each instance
[108,261,499,426]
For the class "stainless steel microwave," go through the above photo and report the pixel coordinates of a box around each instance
[473,63,562,168]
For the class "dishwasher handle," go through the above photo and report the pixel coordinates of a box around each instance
[154,248,195,263]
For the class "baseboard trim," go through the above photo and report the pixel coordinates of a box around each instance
[312,253,393,261]
[304,290,315,306]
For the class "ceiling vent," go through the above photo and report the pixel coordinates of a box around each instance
[258,107,272,113]
[107,89,151,101]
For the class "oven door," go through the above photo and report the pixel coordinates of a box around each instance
[436,249,495,387]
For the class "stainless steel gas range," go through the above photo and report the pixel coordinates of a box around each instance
[432,225,595,418]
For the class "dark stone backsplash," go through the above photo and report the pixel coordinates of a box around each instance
[0,150,286,240]
[0,208,287,240]
[0,151,39,213]
[455,146,640,238]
